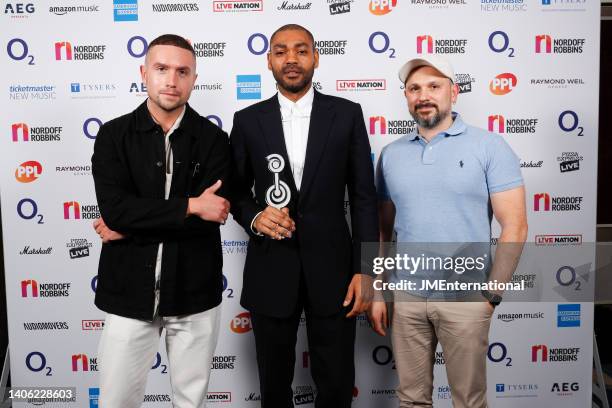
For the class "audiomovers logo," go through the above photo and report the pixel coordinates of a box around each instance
[531,345,580,362]
[488,115,538,134]
[213,0,263,12]
[23,321,69,331]
[230,312,252,333]
[152,1,199,12]
[489,73,517,95]
[54,41,106,61]
[416,35,468,54]
[63,201,101,220]
[533,193,583,212]
[369,116,417,135]
[535,234,582,245]
[71,353,98,371]
[11,123,62,142]
[535,35,585,54]
[21,279,71,297]
[369,0,397,15]
[15,161,42,183]
[336,79,386,91]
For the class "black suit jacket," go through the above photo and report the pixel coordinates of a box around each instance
[230,90,378,318]
[92,101,230,320]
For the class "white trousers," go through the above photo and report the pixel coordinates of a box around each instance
[97,305,221,408]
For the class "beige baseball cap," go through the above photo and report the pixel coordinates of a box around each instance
[398,55,455,84]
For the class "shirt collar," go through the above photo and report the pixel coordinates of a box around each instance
[141,99,186,136]
[410,112,467,142]
[277,86,314,116]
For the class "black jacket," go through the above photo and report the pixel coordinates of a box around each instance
[230,91,379,318]
[91,101,230,320]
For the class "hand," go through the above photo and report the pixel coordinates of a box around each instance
[93,218,126,243]
[344,274,373,318]
[368,301,388,336]
[188,180,230,224]
[254,206,295,240]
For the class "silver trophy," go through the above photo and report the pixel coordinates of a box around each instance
[265,154,291,208]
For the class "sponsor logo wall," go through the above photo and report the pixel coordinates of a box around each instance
[1,1,598,407]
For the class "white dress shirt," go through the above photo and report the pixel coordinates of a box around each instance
[250,87,314,234]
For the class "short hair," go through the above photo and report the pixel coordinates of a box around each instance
[147,34,195,57]
[270,24,316,52]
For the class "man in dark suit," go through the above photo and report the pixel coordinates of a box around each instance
[91,34,230,407]
[230,24,379,408]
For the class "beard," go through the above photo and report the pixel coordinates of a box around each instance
[272,64,315,94]
[150,92,188,113]
[410,103,451,129]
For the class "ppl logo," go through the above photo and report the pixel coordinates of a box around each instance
[535,35,552,53]
[531,344,548,362]
[369,116,387,134]
[533,193,550,211]
[12,122,29,141]
[72,353,89,371]
[114,0,138,21]
[230,312,252,333]
[416,35,433,54]
[489,73,517,95]
[369,0,397,15]
[54,41,72,60]
[21,279,39,297]
[63,201,81,219]
[15,161,42,183]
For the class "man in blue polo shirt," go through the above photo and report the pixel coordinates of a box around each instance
[369,55,528,408]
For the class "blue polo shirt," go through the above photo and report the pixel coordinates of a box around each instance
[376,113,523,296]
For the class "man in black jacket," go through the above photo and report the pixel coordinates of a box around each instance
[91,34,230,408]
[230,25,378,408]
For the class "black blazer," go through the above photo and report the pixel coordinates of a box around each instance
[230,90,378,318]
[92,101,230,320]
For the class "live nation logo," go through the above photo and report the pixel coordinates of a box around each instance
[213,0,263,12]
[336,79,386,91]
[535,234,582,246]
[82,320,105,330]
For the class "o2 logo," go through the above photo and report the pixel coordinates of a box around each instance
[222,274,234,298]
[151,352,168,374]
[368,32,396,59]
[488,31,515,58]
[488,342,512,366]
[17,198,44,224]
[372,345,395,369]
[91,275,98,293]
[556,265,588,291]
[247,33,268,55]
[558,111,583,136]
[206,115,223,130]
[127,36,148,58]
[7,38,35,65]
[26,351,53,376]
[83,118,102,139]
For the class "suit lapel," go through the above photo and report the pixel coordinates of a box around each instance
[300,90,335,200]
[257,94,298,194]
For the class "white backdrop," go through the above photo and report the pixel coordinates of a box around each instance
[1,0,599,407]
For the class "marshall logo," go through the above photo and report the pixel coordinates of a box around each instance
[245,392,261,401]
[521,160,543,168]
[19,246,52,255]
[277,0,312,10]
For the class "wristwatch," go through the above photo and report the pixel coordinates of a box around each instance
[481,290,502,307]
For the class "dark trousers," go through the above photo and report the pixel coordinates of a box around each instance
[250,277,356,408]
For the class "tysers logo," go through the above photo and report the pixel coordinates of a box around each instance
[231,312,252,333]
[369,0,397,15]
[489,73,517,95]
[16,161,42,183]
